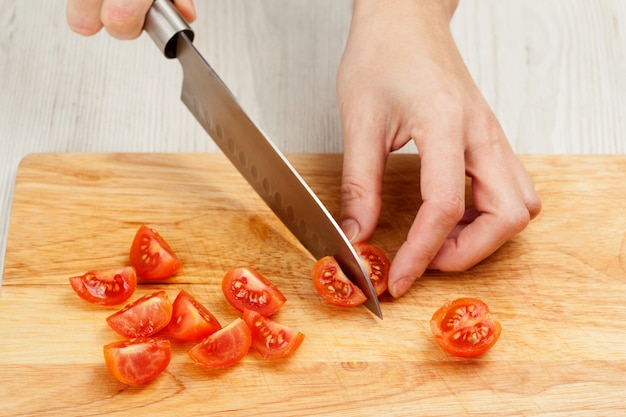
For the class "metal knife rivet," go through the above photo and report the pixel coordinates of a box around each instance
[238,151,247,167]
[262,178,270,194]
[274,192,282,208]
[250,165,258,180]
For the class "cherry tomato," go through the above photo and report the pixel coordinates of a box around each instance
[165,290,222,342]
[242,309,305,359]
[430,298,502,358]
[354,242,390,296]
[106,290,173,338]
[69,267,137,306]
[129,225,182,281]
[187,318,252,369]
[222,267,286,316]
[311,256,367,307]
[103,338,171,385]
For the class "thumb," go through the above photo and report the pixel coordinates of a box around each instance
[340,118,387,243]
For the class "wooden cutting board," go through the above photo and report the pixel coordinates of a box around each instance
[1,153,625,416]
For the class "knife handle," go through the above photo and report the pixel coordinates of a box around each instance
[144,0,195,59]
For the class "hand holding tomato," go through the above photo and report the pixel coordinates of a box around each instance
[337,0,541,298]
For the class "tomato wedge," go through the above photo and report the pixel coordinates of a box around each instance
[166,290,222,342]
[129,225,182,281]
[311,256,367,307]
[187,318,252,369]
[103,338,171,385]
[354,242,390,296]
[243,309,305,359]
[430,298,502,358]
[69,267,137,306]
[222,267,286,316]
[106,290,173,338]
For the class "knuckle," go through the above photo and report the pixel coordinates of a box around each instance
[435,193,466,225]
[101,5,142,38]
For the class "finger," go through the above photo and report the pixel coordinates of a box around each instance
[67,0,104,36]
[429,153,539,270]
[388,141,466,298]
[101,0,153,40]
[339,113,388,243]
[174,0,197,23]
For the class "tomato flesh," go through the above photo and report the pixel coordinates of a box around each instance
[430,298,502,358]
[354,242,390,296]
[166,290,222,342]
[243,309,305,359]
[222,267,286,316]
[69,267,137,306]
[187,318,252,369]
[106,290,173,338]
[129,225,182,281]
[312,256,367,307]
[103,338,171,385]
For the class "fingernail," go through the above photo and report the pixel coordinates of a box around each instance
[390,276,415,298]
[341,218,360,242]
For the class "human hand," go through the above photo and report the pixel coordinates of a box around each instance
[337,0,541,298]
[66,0,196,39]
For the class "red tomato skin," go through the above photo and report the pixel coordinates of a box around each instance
[243,309,305,359]
[166,290,222,342]
[106,290,173,338]
[129,225,182,281]
[354,242,390,296]
[221,267,286,317]
[103,338,171,385]
[430,298,502,358]
[187,318,252,369]
[312,256,367,307]
[69,267,137,306]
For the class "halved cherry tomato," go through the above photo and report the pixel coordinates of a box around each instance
[311,256,367,307]
[243,309,305,359]
[430,298,502,358]
[103,338,171,385]
[166,290,222,342]
[354,242,390,296]
[69,267,137,306]
[187,318,252,369]
[222,267,286,316]
[106,290,173,338]
[129,225,182,281]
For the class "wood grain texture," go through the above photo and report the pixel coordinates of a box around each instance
[1,153,625,416]
[1,1,625,278]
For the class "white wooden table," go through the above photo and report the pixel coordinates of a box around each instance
[1,1,625,281]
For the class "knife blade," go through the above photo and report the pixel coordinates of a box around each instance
[144,0,382,318]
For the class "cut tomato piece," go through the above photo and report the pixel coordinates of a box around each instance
[222,267,286,316]
[187,318,251,369]
[106,290,173,338]
[243,309,305,359]
[312,256,367,307]
[129,225,182,281]
[69,267,137,306]
[166,290,222,342]
[430,298,502,358]
[103,338,171,385]
[354,242,390,296]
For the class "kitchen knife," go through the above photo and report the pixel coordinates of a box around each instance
[143,0,382,318]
